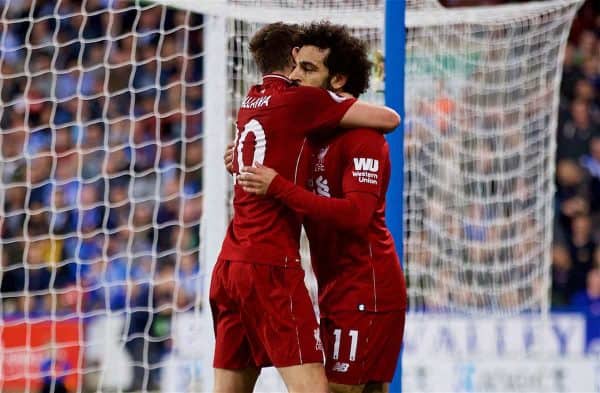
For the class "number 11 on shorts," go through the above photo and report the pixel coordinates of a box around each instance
[332,329,359,361]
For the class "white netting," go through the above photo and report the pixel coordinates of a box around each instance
[0,2,205,392]
[406,0,442,9]
[404,0,582,314]
[0,0,583,392]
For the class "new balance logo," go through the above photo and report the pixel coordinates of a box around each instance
[332,362,350,373]
[353,157,379,172]
[315,175,330,197]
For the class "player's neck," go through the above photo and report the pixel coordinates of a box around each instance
[264,70,288,77]
[264,65,293,78]
[262,72,292,83]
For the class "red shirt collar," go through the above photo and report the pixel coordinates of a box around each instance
[262,74,291,84]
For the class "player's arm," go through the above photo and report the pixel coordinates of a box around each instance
[341,100,400,132]
[238,165,378,231]
[297,87,400,136]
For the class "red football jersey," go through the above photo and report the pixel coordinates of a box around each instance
[219,74,356,265]
[265,129,406,313]
[306,129,406,315]
[304,129,407,315]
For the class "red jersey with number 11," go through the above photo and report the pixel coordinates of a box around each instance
[219,74,356,266]
[305,129,406,315]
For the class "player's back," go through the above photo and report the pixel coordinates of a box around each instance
[220,74,355,266]
[305,128,406,315]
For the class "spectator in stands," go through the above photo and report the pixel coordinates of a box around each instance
[552,244,575,307]
[580,136,600,215]
[146,259,183,390]
[178,252,201,305]
[39,345,72,393]
[561,43,583,104]
[81,123,106,180]
[157,178,181,252]
[14,240,53,314]
[569,214,596,293]
[570,267,600,353]
[49,187,75,236]
[555,160,589,231]
[575,79,600,125]
[557,99,598,161]
[1,128,25,183]
[83,250,128,312]
[0,247,24,314]
[571,267,600,311]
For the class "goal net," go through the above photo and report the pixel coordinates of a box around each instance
[404,1,582,314]
[0,0,582,392]
[0,2,206,392]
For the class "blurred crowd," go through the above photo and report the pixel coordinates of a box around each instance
[434,0,600,322]
[551,0,600,318]
[0,1,204,389]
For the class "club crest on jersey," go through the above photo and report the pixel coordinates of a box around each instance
[317,146,330,161]
[314,146,329,172]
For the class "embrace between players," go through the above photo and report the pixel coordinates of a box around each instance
[210,21,407,393]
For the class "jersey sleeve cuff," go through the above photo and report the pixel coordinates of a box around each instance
[266,174,289,197]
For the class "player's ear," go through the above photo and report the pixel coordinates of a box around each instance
[330,74,348,92]
[292,46,300,60]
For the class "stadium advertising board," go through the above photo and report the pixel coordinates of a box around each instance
[403,358,599,392]
[0,319,81,391]
[402,314,600,392]
[404,313,586,358]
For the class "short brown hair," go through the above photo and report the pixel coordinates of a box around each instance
[249,22,302,74]
[299,21,371,98]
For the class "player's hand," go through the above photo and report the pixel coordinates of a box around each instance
[224,143,234,174]
[238,163,278,195]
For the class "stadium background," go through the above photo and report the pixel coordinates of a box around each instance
[0,0,598,391]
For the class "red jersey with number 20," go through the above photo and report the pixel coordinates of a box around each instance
[219,74,356,266]
[305,129,406,315]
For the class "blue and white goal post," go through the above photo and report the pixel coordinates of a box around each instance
[384,1,406,392]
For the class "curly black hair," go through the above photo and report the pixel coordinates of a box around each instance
[249,22,302,74]
[299,21,371,98]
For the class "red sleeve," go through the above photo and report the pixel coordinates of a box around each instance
[267,175,378,231]
[291,86,356,136]
[341,130,387,197]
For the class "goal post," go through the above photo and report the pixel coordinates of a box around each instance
[384,1,406,391]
